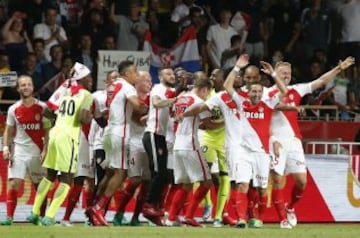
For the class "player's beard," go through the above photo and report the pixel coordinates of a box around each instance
[164,80,175,87]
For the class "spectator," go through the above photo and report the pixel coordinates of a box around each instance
[33,6,68,61]
[300,0,331,61]
[78,8,113,52]
[39,44,63,100]
[242,0,268,62]
[1,11,33,71]
[17,53,42,95]
[187,6,207,71]
[0,51,10,100]
[110,0,149,51]
[206,7,237,70]
[32,38,48,73]
[61,54,74,80]
[171,0,202,31]
[221,34,243,70]
[100,34,116,50]
[266,0,301,59]
[144,0,175,48]
[71,33,97,90]
[333,0,360,65]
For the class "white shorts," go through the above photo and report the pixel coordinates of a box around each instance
[8,155,45,183]
[226,147,241,181]
[167,141,174,169]
[233,145,271,188]
[173,149,211,184]
[270,137,307,176]
[210,157,219,174]
[128,144,151,180]
[104,134,129,170]
[76,135,95,178]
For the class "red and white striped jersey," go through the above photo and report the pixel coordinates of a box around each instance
[6,99,51,156]
[174,92,211,151]
[104,78,137,138]
[145,83,176,136]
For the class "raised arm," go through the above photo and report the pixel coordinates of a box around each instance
[311,56,355,92]
[260,60,288,98]
[223,54,249,96]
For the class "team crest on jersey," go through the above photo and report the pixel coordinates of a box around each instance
[289,94,294,100]
[35,113,41,121]
[258,106,264,113]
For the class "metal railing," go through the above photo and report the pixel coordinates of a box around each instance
[304,139,360,155]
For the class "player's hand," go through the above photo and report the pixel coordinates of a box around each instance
[139,103,149,114]
[260,61,274,75]
[272,141,282,158]
[339,56,355,70]
[175,113,184,123]
[2,149,11,161]
[297,106,306,116]
[168,97,177,107]
[236,54,250,68]
[140,115,148,126]
[40,150,47,164]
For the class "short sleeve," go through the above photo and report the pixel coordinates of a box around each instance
[80,90,94,111]
[6,106,16,126]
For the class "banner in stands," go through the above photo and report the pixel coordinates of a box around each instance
[97,50,150,90]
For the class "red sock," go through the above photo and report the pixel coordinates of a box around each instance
[181,190,193,216]
[272,189,287,220]
[168,187,188,221]
[116,180,136,213]
[258,195,268,220]
[6,189,17,218]
[95,195,111,211]
[82,187,92,208]
[165,184,180,212]
[185,185,209,219]
[247,186,259,219]
[133,185,147,220]
[288,186,304,209]
[229,189,239,220]
[112,190,122,210]
[235,191,248,220]
[63,184,83,221]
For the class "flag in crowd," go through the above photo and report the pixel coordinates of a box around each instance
[143,25,201,83]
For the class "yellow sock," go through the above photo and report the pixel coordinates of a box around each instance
[214,175,230,220]
[45,183,70,218]
[32,178,53,215]
[203,190,212,207]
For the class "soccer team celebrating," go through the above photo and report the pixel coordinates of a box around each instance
[1,54,355,228]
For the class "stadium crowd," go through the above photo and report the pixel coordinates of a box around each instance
[0,0,359,229]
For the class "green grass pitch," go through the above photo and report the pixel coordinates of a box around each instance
[0,223,359,238]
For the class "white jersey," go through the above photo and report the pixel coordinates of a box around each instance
[269,83,312,140]
[174,92,211,151]
[6,100,51,157]
[232,92,279,153]
[129,119,145,149]
[89,90,107,150]
[145,83,175,136]
[104,78,137,138]
[205,91,242,149]
[166,117,175,144]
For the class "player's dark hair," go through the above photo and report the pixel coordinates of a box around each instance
[118,60,135,75]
